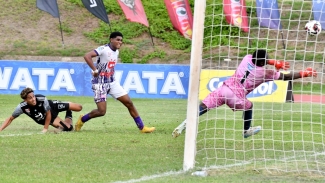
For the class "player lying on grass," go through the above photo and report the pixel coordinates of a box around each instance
[75,31,155,133]
[0,87,83,133]
[172,49,317,138]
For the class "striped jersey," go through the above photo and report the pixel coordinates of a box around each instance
[92,44,119,84]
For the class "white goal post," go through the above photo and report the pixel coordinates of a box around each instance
[184,0,325,176]
[183,0,207,171]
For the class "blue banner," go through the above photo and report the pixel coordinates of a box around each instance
[0,61,190,99]
[256,0,282,29]
[313,0,325,30]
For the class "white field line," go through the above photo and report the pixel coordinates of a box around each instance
[209,151,325,170]
[114,151,325,183]
[113,170,185,183]
[0,132,42,137]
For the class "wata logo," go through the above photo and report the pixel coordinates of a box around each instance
[114,71,186,95]
[0,67,76,91]
[207,76,278,98]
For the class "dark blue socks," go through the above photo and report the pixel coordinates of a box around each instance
[81,114,91,123]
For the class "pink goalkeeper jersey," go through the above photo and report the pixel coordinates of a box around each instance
[223,54,280,98]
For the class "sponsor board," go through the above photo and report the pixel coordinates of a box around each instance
[0,61,189,99]
[0,61,289,102]
[199,70,288,103]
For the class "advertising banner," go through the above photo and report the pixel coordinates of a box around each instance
[82,0,110,24]
[117,0,149,27]
[0,61,85,96]
[0,61,189,99]
[37,0,60,18]
[223,0,249,32]
[164,0,193,39]
[0,61,289,101]
[199,69,289,103]
[256,0,282,30]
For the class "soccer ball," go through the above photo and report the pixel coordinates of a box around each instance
[305,20,322,36]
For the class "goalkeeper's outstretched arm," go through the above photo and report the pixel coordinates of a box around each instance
[278,67,317,81]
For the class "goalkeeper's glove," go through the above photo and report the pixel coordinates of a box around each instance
[299,67,317,78]
[267,59,290,70]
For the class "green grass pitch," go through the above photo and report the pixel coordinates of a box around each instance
[0,94,324,183]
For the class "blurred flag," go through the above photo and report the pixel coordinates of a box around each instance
[256,0,282,29]
[117,0,149,27]
[223,0,249,32]
[36,0,59,18]
[312,0,325,30]
[82,0,109,24]
[164,0,193,40]
[36,0,65,46]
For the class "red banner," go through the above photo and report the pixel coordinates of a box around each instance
[164,0,193,40]
[117,0,149,27]
[223,0,249,32]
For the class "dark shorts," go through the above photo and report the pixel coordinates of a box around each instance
[35,100,70,125]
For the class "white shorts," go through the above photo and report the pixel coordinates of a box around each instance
[92,81,127,103]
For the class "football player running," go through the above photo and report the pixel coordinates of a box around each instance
[75,31,155,133]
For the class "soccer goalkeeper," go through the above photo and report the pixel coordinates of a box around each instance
[172,49,317,138]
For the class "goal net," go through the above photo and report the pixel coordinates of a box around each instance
[184,0,325,176]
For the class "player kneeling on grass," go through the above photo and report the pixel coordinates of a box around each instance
[75,31,155,133]
[172,49,317,138]
[0,87,83,133]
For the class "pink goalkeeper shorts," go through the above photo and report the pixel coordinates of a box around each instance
[202,84,252,111]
